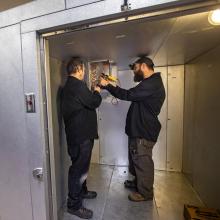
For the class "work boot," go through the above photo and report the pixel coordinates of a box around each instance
[128,192,153,202]
[82,190,97,199]
[124,179,137,189]
[67,206,93,219]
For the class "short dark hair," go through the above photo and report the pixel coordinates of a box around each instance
[130,57,154,71]
[66,57,83,75]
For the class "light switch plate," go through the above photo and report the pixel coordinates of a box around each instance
[25,93,36,113]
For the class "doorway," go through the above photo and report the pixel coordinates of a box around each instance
[41,7,220,220]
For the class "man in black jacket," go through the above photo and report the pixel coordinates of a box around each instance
[100,57,165,202]
[61,58,102,219]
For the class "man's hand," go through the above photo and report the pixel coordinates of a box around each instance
[99,77,109,87]
[94,86,101,93]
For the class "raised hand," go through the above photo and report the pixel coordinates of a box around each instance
[94,85,101,93]
[99,77,109,87]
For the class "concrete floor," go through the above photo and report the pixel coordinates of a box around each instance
[62,164,203,220]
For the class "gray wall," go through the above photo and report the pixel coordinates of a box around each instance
[0,0,203,30]
[0,0,65,28]
[0,24,33,220]
[183,46,220,209]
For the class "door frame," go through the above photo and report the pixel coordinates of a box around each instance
[38,2,220,219]
[38,36,56,220]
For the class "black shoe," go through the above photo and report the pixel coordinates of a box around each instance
[124,180,137,189]
[67,206,93,219]
[82,191,97,199]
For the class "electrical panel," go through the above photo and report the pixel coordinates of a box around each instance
[88,60,119,104]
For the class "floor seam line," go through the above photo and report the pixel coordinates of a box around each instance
[153,195,160,219]
[100,165,115,220]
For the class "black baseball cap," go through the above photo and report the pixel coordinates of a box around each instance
[129,57,154,70]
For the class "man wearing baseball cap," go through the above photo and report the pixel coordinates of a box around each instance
[100,56,166,202]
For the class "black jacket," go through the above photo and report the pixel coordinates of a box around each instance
[105,72,165,142]
[61,76,102,145]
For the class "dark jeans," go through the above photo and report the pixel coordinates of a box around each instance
[128,137,155,198]
[67,139,94,210]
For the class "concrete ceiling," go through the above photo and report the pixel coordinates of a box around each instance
[48,10,220,70]
[0,0,32,12]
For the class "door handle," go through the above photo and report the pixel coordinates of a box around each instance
[33,168,43,181]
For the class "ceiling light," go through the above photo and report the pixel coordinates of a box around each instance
[208,9,220,25]
[115,35,126,39]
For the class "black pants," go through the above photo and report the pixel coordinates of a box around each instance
[128,137,155,198]
[67,139,94,210]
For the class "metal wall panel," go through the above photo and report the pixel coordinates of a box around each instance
[0,24,33,220]
[19,0,210,34]
[167,65,184,172]
[99,70,134,165]
[66,0,104,9]
[0,0,211,31]
[183,64,196,183]
[0,0,65,29]
[153,67,168,170]
[99,68,168,169]
[21,31,48,220]
[184,46,220,209]
[47,57,68,220]
[21,0,121,33]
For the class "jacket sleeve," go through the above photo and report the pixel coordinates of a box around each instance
[105,82,157,101]
[78,84,102,109]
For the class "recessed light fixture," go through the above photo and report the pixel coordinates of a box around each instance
[66,41,75,45]
[208,9,220,25]
[115,34,126,39]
